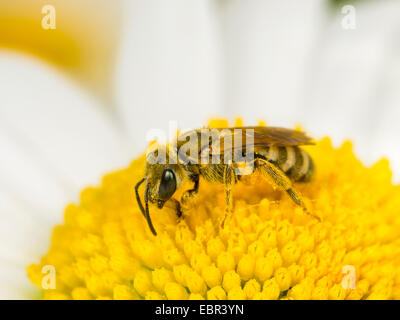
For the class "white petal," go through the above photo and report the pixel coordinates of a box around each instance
[218,0,326,126]
[0,51,134,190]
[115,0,222,150]
[0,131,70,218]
[302,0,400,170]
[0,192,52,299]
[369,56,400,182]
[0,52,133,298]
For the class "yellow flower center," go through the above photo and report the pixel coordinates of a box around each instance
[27,119,400,300]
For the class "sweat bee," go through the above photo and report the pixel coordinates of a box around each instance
[135,126,317,235]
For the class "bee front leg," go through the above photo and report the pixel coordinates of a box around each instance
[221,164,236,228]
[181,175,199,206]
[167,198,182,218]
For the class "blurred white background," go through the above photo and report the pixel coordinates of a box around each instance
[1,0,400,298]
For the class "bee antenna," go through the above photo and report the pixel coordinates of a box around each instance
[145,183,157,236]
[135,178,146,218]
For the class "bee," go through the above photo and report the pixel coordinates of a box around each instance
[135,126,317,235]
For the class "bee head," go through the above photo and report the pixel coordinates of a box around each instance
[145,143,183,203]
[145,164,182,207]
[135,143,184,235]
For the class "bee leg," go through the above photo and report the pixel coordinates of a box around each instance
[181,175,200,206]
[163,198,182,219]
[171,198,182,218]
[221,164,236,228]
[256,158,320,221]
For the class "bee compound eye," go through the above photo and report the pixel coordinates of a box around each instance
[158,169,176,200]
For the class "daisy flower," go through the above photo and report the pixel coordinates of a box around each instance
[1,0,400,299]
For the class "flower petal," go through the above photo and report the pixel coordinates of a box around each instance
[0,52,133,298]
[115,0,223,150]
[0,192,52,299]
[0,52,134,189]
[218,0,326,126]
[302,0,400,171]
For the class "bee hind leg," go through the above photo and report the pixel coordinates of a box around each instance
[256,158,320,221]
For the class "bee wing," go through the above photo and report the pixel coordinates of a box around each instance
[211,126,314,155]
[175,127,314,160]
[242,126,314,146]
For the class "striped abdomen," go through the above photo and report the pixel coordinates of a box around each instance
[256,146,314,182]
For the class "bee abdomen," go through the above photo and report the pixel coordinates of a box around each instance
[287,147,314,182]
[257,146,314,182]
